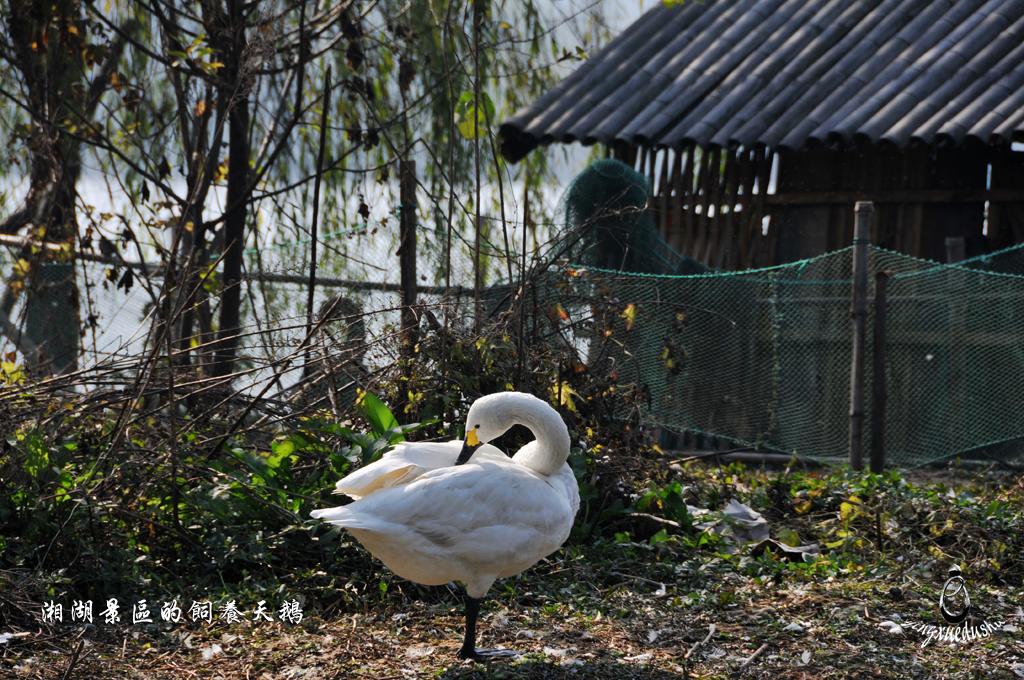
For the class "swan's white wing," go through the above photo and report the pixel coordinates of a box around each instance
[330,440,505,499]
[331,440,457,499]
[551,462,581,518]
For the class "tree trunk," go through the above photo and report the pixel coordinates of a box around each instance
[209,0,251,378]
[399,158,418,353]
[1,0,89,374]
[23,165,81,375]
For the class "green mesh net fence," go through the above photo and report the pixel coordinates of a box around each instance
[540,161,1024,466]
[883,245,1024,466]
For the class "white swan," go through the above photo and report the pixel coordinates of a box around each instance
[311,391,579,660]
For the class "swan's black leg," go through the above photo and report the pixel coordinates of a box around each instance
[457,595,480,659]
[457,594,518,662]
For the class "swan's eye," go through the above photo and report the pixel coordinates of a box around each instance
[474,424,480,429]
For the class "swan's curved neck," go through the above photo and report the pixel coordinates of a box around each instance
[509,403,571,476]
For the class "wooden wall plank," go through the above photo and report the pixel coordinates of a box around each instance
[741,146,772,268]
[680,143,697,255]
[690,147,717,265]
[988,147,1024,249]
[715,149,742,270]
[670,146,686,252]
[657,148,672,242]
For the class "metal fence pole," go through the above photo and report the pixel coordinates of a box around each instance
[849,201,873,470]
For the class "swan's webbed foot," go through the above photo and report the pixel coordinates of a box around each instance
[457,646,519,662]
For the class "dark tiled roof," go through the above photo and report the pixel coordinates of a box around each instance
[499,0,1024,162]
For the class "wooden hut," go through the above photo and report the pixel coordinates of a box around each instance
[500,0,1024,269]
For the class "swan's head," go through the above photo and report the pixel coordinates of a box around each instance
[455,392,553,465]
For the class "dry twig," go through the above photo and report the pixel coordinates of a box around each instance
[685,623,715,660]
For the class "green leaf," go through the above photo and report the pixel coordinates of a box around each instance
[1,360,26,385]
[271,438,296,459]
[55,469,73,504]
[840,498,862,522]
[777,528,801,547]
[648,529,670,545]
[357,391,400,439]
[454,91,495,140]
[23,431,48,478]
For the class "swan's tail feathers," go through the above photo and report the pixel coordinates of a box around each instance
[311,503,364,524]
[309,506,379,531]
[309,506,345,521]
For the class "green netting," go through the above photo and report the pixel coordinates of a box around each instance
[883,243,1024,465]
[541,162,1024,465]
[562,159,707,275]
[539,243,1024,466]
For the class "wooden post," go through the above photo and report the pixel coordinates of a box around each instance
[944,236,965,263]
[849,201,873,470]
[399,159,418,354]
[870,270,889,473]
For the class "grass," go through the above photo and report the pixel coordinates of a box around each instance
[3,458,1024,678]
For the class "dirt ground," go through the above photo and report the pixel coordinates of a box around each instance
[4,466,1024,679]
[4,556,1022,678]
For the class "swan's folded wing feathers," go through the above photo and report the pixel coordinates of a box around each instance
[350,462,575,567]
[332,440,464,499]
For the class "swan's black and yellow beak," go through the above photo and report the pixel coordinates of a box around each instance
[455,429,481,465]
